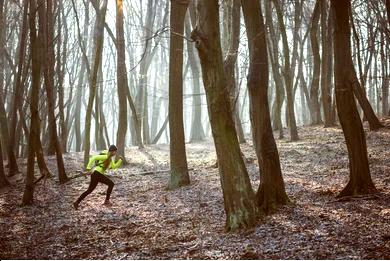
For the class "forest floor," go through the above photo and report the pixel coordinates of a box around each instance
[1,120,390,259]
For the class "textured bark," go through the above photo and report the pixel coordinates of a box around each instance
[331,0,377,197]
[168,0,190,189]
[241,0,289,213]
[192,0,258,231]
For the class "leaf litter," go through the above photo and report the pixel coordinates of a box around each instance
[0,122,390,259]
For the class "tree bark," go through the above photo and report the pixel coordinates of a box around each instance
[320,0,333,126]
[23,0,41,205]
[185,16,206,142]
[309,0,322,125]
[7,0,28,176]
[39,0,68,183]
[191,0,258,231]
[241,0,289,213]
[83,0,108,166]
[168,0,190,189]
[331,0,377,197]
[115,0,128,161]
[272,0,299,141]
[223,0,246,144]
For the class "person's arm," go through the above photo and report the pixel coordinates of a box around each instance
[86,155,107,170]
[110,157,123,169]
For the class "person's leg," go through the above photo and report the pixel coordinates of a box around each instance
[74,171,99,208]
[96,173,115,202]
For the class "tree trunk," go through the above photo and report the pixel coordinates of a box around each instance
[83,0,108,166]
[23,0,41,205]
[309,0,322,125]
[39,0,68,183]
[223,0,246,144]
[331,0,377,197]
[191,0,258,231]
[185,16,206,142]
[7,0,28,176]
[320,0,333,126]
[241,0,289,213]
[168,0,190,189]
[0,128,9,188]
[265,0,284,139]
[272,0,299,141]
[115,0,128,161]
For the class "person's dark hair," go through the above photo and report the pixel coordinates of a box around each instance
[108,145,118,152]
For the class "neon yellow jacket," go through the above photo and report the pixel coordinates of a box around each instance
[86,150,123,175]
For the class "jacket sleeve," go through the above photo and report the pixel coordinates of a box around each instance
[110,158,123,170]
[86,155,107,170]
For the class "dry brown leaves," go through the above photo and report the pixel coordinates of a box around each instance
[0,123,389,259]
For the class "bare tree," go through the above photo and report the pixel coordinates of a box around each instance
[331,0,377,197]
[192,0,258,231]
[241,0,289,213]
[168,0,190,189]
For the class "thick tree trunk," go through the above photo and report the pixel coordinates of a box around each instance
[168,0,190,189]
[241,0,289,213]
[191,0,258,231]
[309,0,322,125]
[331,0,377,197]
[83,0,108,166]
[115,0,128,161]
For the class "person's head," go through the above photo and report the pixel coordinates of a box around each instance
[108,144,118,156]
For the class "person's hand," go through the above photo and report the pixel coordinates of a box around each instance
[118,156,124,161]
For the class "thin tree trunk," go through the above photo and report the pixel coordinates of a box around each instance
[223,0,246,144]
[115,0,128,161]
[321,0,333,126]
[309,0,322,125]
[83,0,108,166]
[272,0,299,141]
[168,0,190,189]
[185,17,206,142]
[39,0,68,183]
[7,0,28,176]
[23,0,41,205]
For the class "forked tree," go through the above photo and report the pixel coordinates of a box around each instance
[241,0,290,212]
[192,0,258,231]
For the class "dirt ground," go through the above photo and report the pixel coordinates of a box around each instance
[1,122,390,259]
